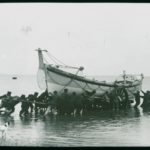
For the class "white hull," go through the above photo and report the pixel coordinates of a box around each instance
[37,69,114,95]
[37,68,142,96]
[36,49,144,96]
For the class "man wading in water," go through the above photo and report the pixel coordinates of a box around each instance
[141,90,150,109]
[58,89,69,115]
[19,95,30,117]
[0,91,12,108]
[134,91,142,108]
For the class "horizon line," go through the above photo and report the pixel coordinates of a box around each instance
[0,73,149,77]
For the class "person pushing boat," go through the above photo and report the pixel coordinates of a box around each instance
[0,91,12,109]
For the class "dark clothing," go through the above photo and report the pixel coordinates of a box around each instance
[20,97,30,116]
[120,88,129,109]
[50,94,58,108]
[0,94,12,108]
[0,94,7,99]
[108,91,115,110]
[141,91,150,108]
[38,90,48,101]
[57,92,69,115]
[28,95,35,112]
[34,91,48,113]
[74,94,83,114]
[134,92,141,107]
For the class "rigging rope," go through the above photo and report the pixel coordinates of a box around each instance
[58,69,81,93]
[40,50,142,96]
[47,51,67,66]
[43,54,59,65]
[45,51,83,70]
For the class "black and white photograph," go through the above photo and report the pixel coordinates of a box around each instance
[0,2,149,147]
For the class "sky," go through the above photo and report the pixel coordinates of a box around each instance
[0,3,150,76]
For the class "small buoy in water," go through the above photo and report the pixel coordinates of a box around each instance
[12,77,17,80]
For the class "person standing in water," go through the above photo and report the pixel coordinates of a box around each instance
[134,90,141,108]
[58,88,69,115]
[28,92,38,113]
[141,90,150,108]
[0,91,12,109]
[19,95,30,117]
[49,91,58,114]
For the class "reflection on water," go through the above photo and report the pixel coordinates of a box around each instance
[0,105,150,146]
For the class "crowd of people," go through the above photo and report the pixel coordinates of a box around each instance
[0,87,150,117]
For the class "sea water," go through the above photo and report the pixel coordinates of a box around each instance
[0,75,150,146]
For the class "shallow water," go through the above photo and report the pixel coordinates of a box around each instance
[1,106,150,146]
[0,75,150,146]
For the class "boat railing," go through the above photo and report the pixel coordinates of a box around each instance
[116,73,144,82]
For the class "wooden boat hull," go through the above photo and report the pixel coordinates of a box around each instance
[37,67,142,96]
[36,49,143,97]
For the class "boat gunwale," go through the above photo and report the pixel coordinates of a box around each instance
[46,64,141,88]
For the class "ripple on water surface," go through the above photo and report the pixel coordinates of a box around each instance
[0,107,150,146]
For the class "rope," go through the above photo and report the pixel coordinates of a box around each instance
[58,69,81,93]
[47,52,67,66]
[43,54,59,66]
[1,98,49,106]
[47,67,75,87]
[43,65,82,94]
[85,83,94,90]
[46,51,82,70]
[73,80,90,93]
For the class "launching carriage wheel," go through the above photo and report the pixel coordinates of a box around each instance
[115,88,127,102]
[115,87,129,109]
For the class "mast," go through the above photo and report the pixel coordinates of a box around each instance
[36,48,48,91]
[36,48,47,69]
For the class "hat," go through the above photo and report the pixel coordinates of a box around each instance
[20,94,26,98]
[54,91,57,94]
[64,89,68,92]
